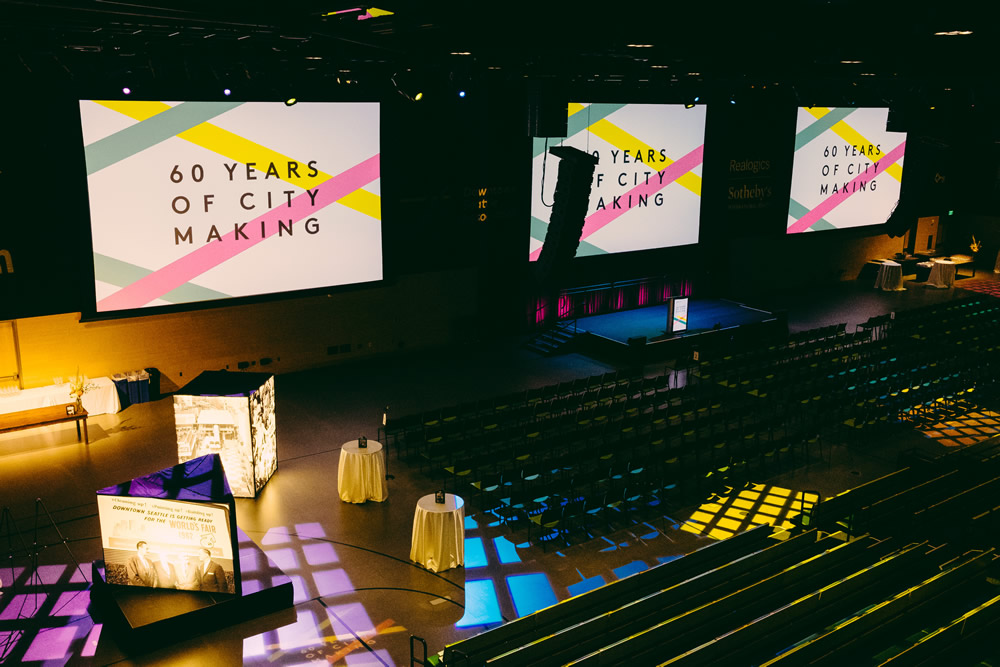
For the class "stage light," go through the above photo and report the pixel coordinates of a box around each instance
[122,87,131,95]
[285,97,297,106]
[223,88,232,96]
[414,91,423,101]
[458,90,466,98]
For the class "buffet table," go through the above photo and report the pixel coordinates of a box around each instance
[410,493,465,572]
[0,376,121,416]
[337,439,388,503]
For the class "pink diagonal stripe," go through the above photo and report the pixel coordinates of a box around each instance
[529,144,704,261]
[97,153,380,311]
[787,141,906,234]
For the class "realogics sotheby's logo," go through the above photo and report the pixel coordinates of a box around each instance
[170,160,322,245]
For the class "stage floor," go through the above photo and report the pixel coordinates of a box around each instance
[574,299,776,344]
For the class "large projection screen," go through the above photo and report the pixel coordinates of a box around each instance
[79,100,382,314]
[787,107,906,234]
[529,103,706,260]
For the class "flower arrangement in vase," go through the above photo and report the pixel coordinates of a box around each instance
[68,369,96,411]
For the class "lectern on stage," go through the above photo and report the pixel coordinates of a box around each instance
[90,454,294,654]
[173,370,276,498]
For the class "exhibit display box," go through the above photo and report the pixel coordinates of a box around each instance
[173,371,276,498]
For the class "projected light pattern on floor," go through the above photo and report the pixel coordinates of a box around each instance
[681,483,819,540]
[241,523,402,665]
[0,561,99,665]
[900,398,1000,447]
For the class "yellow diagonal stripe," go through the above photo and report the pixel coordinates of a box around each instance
[806,107,903,182]
[568,103,701,196]
[95,100,380,219]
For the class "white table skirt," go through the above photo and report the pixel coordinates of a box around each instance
[337,440,388,503]
[410,493,465,572]
[926,259,956,289]
[0,376,121,416]
[874,261,905,291]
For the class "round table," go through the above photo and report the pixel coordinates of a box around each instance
[874,260,905,291]
[337,440,388,503]
[410,493,465,572]
[926,259,956,289]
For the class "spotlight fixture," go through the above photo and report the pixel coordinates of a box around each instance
[284,97,297,106]
[458,90,466,98]
[414,92,423,101]
[684,95,700,109]
[122,86,132,95]
[223,88,232,96]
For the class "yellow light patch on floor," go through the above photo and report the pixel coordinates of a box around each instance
[680,483,821,540]
[901,398,1000,448]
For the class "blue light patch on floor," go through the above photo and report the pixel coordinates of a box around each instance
[493,536,521,564]
[456,579,502,628]
[465,515,478,530]
[507,573,558,618]
[567,574,606,597]
[613,560,649,580]
[658,554,684,564]
[465,537,488,568]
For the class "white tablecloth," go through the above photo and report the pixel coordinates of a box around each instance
[0,376,121,416]
[410,493,465,572]
[926,259,956,289]
[874,261,905,291]
[337,440,388,503]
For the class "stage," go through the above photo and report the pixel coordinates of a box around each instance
[572,298,785,363]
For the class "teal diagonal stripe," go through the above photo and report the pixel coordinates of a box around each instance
[530,216,606,257]
[94,253,231,304]
[787,198,835,232]
[794,107,856,151]
[84,101,244,175]
[531,103,628,158]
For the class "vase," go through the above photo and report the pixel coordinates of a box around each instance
[74,397,84,412]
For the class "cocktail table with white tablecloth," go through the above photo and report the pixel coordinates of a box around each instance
[0,376,121,416]
[410,493,465,572]
[925,259,957,288]
[337,439,388,503]
[874,260,905,291]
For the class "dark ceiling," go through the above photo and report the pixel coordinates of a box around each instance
[0,1,997,138]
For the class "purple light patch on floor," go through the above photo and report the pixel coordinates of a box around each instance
[69,564,92,584]
[275,609,323,650]
[240,547,260,572]
[243,631,268,658]
[0,593,48,620]
[52,590,91,616]
[264,547,299,571]
[302,541,339,566]
[295,522,326,539]
[22,625,77,661]
[81,623,102,657]
[32,564,67,585]
[326,602,375,641]
[345,648,393,665]
[261,526,292,545]
[612,560,649,580]
[567,574,605,597]
[0,567,24,587]
[313,568,354,597]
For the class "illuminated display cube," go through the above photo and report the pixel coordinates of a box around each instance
[173,371,277,499]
